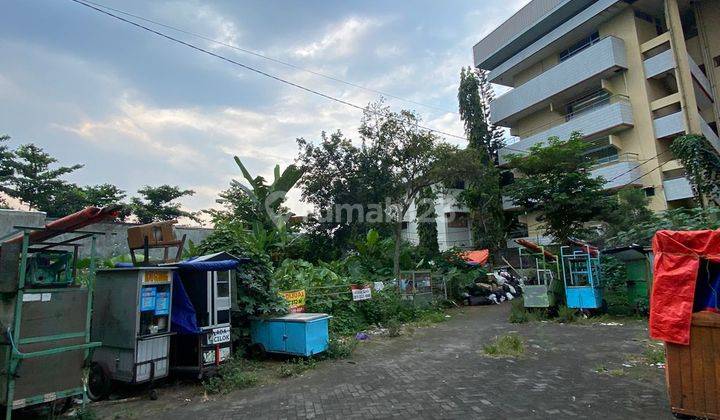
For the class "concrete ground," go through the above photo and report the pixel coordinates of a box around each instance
[93,304,671,419]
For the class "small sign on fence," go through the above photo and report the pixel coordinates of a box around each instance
[351,284,372,301]
[280,289,306,313]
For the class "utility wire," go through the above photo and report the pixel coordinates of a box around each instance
[604,149,671,183]
[69,0,475,143]
[77,0,458,115]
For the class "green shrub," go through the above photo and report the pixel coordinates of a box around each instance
[385,318,402,337]
[556,305,578,323]
[325,336,357,359]
[278,358,316,378]
[203,357,260,394]
[483,334,525,357]
[509,298,531,323]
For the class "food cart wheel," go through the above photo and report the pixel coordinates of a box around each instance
[247,343,267,359]
[149,389,159,400]
[87,362,112,401]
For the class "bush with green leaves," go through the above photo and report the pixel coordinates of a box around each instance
[556,305,578,323]
[203,356,260,394]
[600,256,632,316]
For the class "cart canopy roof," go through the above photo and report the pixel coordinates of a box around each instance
[650,230,720,344]
[461,250,489,266]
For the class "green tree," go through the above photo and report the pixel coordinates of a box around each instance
[130,185,196,223]
[358,101,457,276]
[0,135,14,195]
[505,133,609,243]
[670,134,720,207]
[6,143,83,216]
[296,130,394,257]
[83,183,126,207]
[603,187,658,243]
[457,67,506,253]
[415,186,439,258]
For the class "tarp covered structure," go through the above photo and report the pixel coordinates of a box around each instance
[650,230,720,345]
[169,253,242,335]
[461,250,489,266]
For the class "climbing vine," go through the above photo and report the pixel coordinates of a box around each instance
[670,134,720,207]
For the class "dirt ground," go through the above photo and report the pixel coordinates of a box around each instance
[89,304,670,419]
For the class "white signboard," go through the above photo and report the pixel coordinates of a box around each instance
[351,286,372,301]
[207,326,231,345]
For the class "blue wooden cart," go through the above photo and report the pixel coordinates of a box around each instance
[250,313,331,357]
[560,245,603,310]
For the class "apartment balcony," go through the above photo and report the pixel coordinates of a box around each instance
[497,96,634,165]
[663,177,694,202]
[644,48,675,79]
[653,110,685,139]
[490,36,628,127]
[590,153,644,190]
[700,116,720,154]
[487,0,629,86]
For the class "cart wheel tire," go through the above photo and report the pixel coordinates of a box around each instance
[672,413,692,419]
[149,389,159,400]
[87,362,112,402]
[248,343,266,359]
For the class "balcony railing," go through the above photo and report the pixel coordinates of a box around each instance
[498,95,633,165]
[591,153,644,190]
[490,36,628,126]
[663,177,694,202]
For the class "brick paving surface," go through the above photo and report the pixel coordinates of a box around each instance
[155,305,670,419]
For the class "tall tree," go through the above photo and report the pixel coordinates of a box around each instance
[415,186,439,259]
[83,183,126,207]
[130,185,196,223]
[0,135,14,195]
[296,130,394,255]
[6,143,83,215]
[457,67,506,253]
[505,133,609,243]
[359,101,456,276]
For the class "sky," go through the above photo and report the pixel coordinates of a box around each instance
[0,0,528,222]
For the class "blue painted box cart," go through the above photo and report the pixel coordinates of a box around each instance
[251,313,332,357]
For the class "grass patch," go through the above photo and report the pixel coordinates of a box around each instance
[203,357,260,395]
[556,305,578,323]
[643,342,666,365]
[278,358,317,378]
[385,318,402,337]
[324,336,357,359]
[608,368,626,377]
[483,334,525,358]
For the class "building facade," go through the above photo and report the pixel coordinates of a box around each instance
[401,186,474,251]
[474,0,720,245]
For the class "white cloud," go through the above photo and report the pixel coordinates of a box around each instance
[293,17,383,58]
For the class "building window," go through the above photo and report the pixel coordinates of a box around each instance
[584,137,619,165]
[559,31,600,62]
[401,221,408,230]
[644,187,656,197]
[565,89,611,120]
[446,212,469,229]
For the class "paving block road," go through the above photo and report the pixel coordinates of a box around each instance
[96,304,670,419]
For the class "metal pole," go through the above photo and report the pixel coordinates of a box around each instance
[6,231,31,419]
[83,235,98,409]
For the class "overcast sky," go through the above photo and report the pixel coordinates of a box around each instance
[0,0,528,218]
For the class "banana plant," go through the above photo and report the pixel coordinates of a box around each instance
[233,156,303,228]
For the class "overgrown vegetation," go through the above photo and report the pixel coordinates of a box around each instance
[203,357,260,395]
[483,334,525,357]
[556,306,578,323]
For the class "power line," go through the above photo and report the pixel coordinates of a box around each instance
[77,0,458,115]
[69,0,472,142]
[605,150,670,183]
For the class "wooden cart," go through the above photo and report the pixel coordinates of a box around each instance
[665,311,720,419]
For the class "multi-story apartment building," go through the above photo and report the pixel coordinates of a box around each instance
[474,0,720,246]
[401,185,474,251]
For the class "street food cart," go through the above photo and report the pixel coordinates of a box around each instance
[650,230,720,419]
[167,252,241,378]
[515,239,559,308]
[0,206,116,418]
[560,242,603,310]
[88,267,175,400]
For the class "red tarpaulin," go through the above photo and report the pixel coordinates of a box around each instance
[461,250,489,266]
[3,206,119,246]
[650,229,720,345]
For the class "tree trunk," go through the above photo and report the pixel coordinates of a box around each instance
[393,221,402,279]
